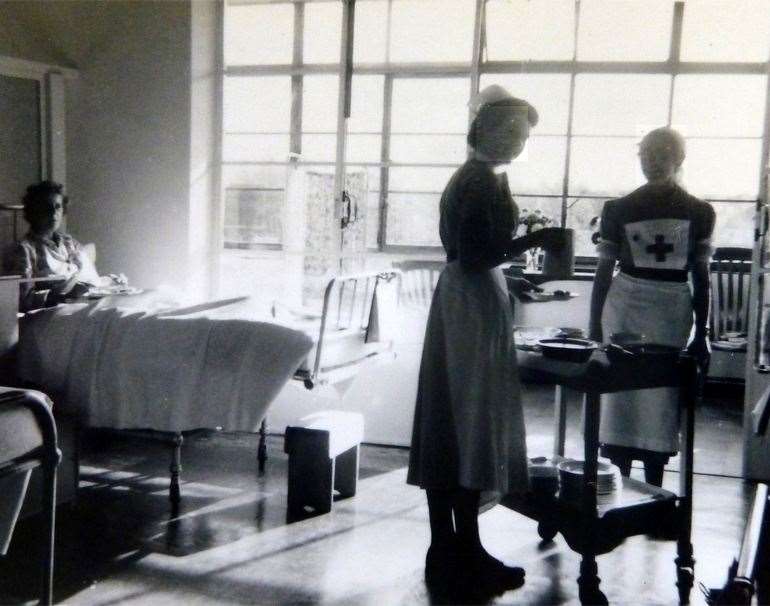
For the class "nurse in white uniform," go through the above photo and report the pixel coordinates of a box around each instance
[589,127,714,486]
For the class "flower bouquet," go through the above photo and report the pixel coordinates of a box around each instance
[518,208,553,235]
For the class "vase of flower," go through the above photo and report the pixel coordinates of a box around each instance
[518,208,553,272]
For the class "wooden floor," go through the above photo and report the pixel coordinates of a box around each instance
[0,383,764,605]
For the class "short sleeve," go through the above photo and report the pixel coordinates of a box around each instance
[6,242,33,278]
[691,201,716,263]
[596,200,621,260]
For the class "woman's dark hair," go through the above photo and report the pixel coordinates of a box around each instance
[22,180,68,223]
[467,97,539,149]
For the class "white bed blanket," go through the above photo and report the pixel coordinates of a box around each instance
[17,302,313,432]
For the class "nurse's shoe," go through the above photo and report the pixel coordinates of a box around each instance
[471,546,526,591]
[424,543,462,587]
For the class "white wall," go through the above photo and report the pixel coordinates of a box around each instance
[63,1,194,293]
[189,0,220,299]
[0,1,219,300]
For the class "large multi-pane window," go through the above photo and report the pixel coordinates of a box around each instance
[222,0,770,257]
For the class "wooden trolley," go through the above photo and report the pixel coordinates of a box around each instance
[503,348,701,605]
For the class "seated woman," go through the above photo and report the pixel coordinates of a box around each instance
[6,180,107,311]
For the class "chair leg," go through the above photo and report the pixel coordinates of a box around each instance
[41,460,57,606]
[170,433,183,506]
[258,418,268,474]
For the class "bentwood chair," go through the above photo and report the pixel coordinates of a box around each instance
[391,260,444,310]
[709,247,752,382]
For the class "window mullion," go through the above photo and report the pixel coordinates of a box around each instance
[561,0,581,227]
[290,2,304,155]
[667,1,684,126]
[379,74,394,250]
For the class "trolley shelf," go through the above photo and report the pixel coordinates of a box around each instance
[511,345,701,605]
[501,456,681,555]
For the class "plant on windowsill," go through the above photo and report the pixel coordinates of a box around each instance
[590,215,602,245]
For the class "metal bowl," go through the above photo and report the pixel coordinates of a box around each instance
[538,338,598,363]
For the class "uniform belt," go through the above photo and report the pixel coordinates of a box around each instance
[620,266,688,283]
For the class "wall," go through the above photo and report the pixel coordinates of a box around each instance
[63,1,194,293]
[0,1,218,299]
[188,0,220,298]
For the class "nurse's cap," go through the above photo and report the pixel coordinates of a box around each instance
[468,84,516,117]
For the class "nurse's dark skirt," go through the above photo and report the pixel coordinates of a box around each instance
[406,262,529,494]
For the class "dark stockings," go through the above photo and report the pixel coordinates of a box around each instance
[426,489,455,550]
[425,487,524,593]
[426,487,483,551]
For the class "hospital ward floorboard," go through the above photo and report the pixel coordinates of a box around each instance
[0,384,763,605]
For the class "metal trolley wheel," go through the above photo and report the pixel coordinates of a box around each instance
[537,521,559,542]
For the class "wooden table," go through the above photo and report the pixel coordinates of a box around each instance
[504,348,700,605]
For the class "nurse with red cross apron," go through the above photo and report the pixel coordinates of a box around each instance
[589,127,714,486]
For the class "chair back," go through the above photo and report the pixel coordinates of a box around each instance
[391,260,444,310]
[710,247,752,339]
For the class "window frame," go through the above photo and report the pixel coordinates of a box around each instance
[221,0,770,255]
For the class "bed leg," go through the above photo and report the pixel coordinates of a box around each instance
[258,418,268,474]
[41,455,59,606]
[170,433,183,505]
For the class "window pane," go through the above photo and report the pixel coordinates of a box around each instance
[682,0,770,62]
[349,75,384,134]
[390,0,475,63]
[223,165,288,190]
[485,0,575,61]
[224,76,292,133]
[479,74,571,135]
[672,75,767,138]
[569,137,643,196]
[224,188,283,248]
[366,190,381,248]
[390,134,467,164]
[680,138,762,200]
[504,136,567,195]
[223,134,290,162]
[354,0,388,64]
[302,134,337,162]
[391,78,469,134]
[577,0,673,61]
[566,198,610,257]
[386,193,441,246]
[346,134,382,163]
[389,167,457,192]
[304,2,342,64]
[711,202,755,248]
[303,75,339,133]
[225,4,293,66]
[573,75,671,136]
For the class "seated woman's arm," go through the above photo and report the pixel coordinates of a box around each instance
[9,242,84,312]
[8,243,49,312]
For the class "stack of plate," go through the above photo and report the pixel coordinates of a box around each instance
[557,459,621,505]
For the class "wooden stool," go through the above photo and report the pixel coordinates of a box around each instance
[285,410,364,518]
